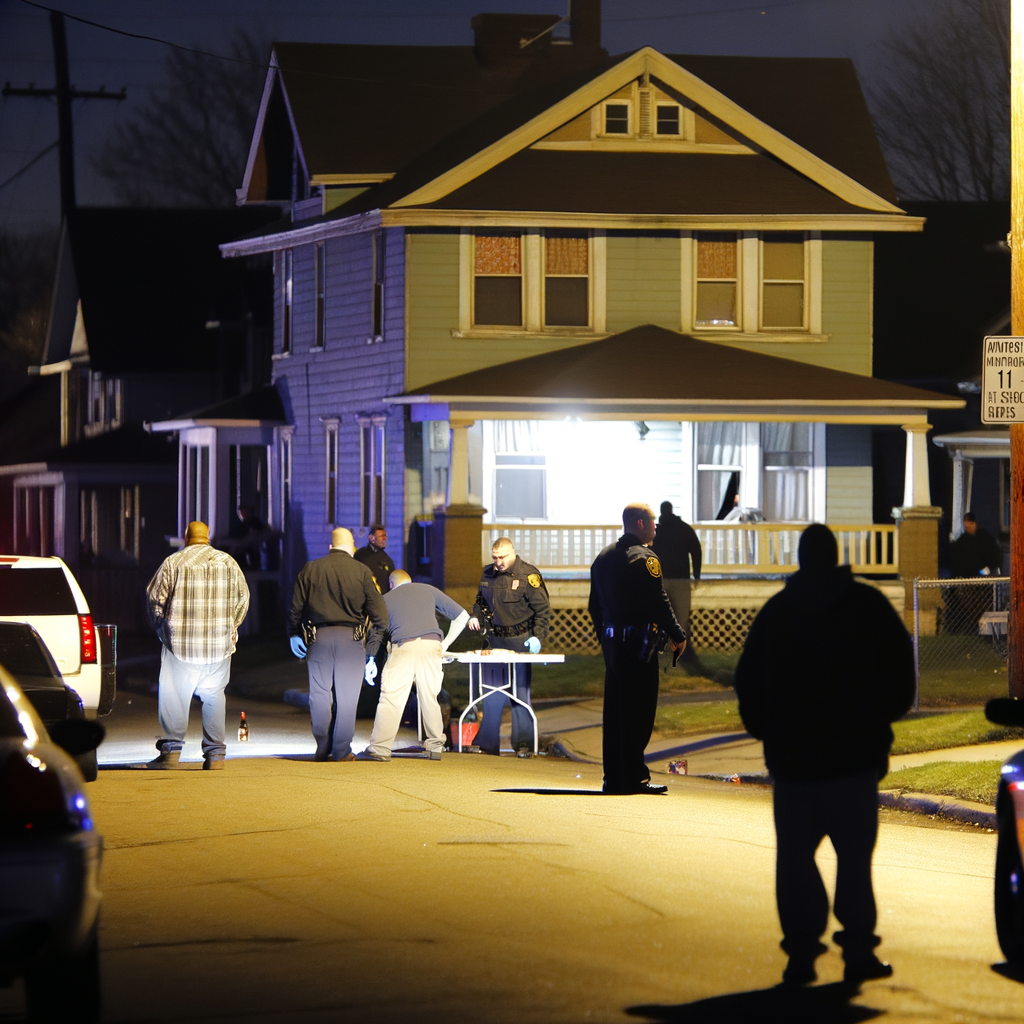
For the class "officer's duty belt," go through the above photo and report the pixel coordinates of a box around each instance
[491,622,532,638]
[314,621,359,628]
[603,624,654,640]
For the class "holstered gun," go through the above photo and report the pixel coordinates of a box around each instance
[639,625,670,664]
[353,617,370,643]
[300,622,317,646]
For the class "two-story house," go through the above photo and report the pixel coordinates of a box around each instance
[178,3,962,648]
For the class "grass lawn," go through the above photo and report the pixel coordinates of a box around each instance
[652,700,743,737]
[880,760,1002,806]
[891,710,1024,755]
[917,634,1009,707]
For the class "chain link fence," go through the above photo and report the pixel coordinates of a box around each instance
[913,577,1009,709]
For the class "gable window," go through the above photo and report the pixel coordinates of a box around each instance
[761,234,806,330]
[761,423,813,521]
[281,248,293,355]
[474,233,522,326]
[359,416,385,528]
[324,418,339,525]
[695,233,739,328]
[544,232,589,327]
[655,103,682,136]
[372,230,385,339]
[603,102,630,135]
[313,242,327,349]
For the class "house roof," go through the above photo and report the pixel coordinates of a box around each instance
[391,325,963,420]
[0,377,61,467]
[148,383,287,429]
[36,425,179,466]
[47,207,280,373]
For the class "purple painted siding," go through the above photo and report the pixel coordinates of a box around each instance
[272,228,407,572]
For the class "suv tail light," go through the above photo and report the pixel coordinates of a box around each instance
[0,752,75,834]
[79,614,97,664]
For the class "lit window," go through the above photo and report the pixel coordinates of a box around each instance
[695,233,738,328]
[360,418,385,528]
[761,423,813,522]
[656,104,681,136]
[604,102,630,135]
[696,422,744,521]
[324,419,339,526]
[281,249,293,354]
[474,233,522,326]
[544,232,589,327]
[761,234,805,330]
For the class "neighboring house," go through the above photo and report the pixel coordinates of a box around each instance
[0,207,278,629]
[189,4,964,648]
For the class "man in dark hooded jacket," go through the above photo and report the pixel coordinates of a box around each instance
[734,524,914,987]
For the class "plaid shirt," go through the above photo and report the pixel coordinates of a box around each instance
[146,544,250,664]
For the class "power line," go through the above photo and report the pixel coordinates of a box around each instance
[0,138,58,194]
[605,0,834,22]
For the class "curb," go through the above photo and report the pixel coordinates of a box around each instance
[644,732,752,764]
[878,789,996,829]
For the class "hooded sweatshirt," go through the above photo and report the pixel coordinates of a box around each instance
[734,566,914,781]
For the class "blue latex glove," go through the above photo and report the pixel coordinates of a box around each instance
[364,659,378,686]
[290,635,307,659]
[524,636,541,655]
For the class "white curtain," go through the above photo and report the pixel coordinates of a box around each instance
[697,422,745,520]
[493,420,544,453]
[761,423,812,522]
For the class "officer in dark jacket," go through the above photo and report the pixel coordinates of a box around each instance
[289,527,388,761]
[589,503,686,794]
[467,537,549,756]
[653,500,702,648]
[353,524,394,594]
[734,524,914,987]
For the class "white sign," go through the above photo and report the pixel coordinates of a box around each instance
[982,335,1024,423]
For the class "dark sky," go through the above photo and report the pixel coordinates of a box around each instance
[0,0,924,231]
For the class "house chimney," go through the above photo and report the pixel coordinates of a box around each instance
[472,13,561,69]
[570,0,601,52]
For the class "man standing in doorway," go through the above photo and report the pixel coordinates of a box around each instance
[145,520,250,770]
[289,527,388,761]
[354,524,394,594]
[359,570,469,761]
[734,524,914,986]
[653,500,702,648]
[589,503,686,794]
[468,537,549,757]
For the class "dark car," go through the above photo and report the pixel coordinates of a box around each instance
[0,669,104,1023]
[984,697,1024,965]
[0,622,100,781]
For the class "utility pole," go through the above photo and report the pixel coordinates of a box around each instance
[1012,0,1024,699]
[3,12,125,219]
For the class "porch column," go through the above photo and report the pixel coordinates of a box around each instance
[433,419,486,610]
[894,422,942,634]
[950,448,974,539]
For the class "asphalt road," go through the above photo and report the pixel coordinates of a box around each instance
[3,743,1021,1023]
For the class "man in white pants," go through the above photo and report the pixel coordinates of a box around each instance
[358,570,468,761]
[145,520,250,769]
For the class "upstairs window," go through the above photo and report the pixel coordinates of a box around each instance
[474,233,522,326]
[281,248,293,355]
[655,103,682,136]
[603,102,630,135]
[695,233,739,328]
[761,234,806,330]
[359,418,385,528]
[314,242,326,349]
[372,230,385,339]
[544,232,589,327]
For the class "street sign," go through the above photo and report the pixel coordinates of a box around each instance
[982,335,1024,423]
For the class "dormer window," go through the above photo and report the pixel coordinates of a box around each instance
[603,102,630,135]
[655,103,682,136]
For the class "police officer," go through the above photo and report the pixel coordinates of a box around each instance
[289,527,387,761]
[589,503,686,794]
[354,523,394,594]
[467,537,549,757]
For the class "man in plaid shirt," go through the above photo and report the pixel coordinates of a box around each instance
[145,520,250,769]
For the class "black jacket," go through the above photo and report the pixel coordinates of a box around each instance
[588,534,686,643]
[353,543,394,593]
[472,556,550,639]
[949,528,1002,577]
[734,566,914,781]
[653,513,702,580]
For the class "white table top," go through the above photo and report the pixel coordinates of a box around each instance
[450,650,565,664]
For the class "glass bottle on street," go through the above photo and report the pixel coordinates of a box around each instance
[238,711,249,742]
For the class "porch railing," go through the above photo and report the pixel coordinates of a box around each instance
[482,523,898,575]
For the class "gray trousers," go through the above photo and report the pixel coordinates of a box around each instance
[157,646,231,759]
[307,625,365,760]
[662,578,691,633]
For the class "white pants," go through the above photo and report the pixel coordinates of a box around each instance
[366,638,445,756]
[157,646,231,759]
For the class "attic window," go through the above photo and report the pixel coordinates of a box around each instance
[655,104,681,136]
[604,102,630,135]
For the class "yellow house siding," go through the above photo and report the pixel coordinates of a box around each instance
[826,466,873,523]
[605,232,682,333]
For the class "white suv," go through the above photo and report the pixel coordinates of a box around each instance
[0,556,105,714]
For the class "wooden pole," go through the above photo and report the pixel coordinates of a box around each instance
[1011,0,1024,699]
[50,12,76,219]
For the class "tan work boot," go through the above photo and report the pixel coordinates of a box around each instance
[145,749,181,770]
[203,757,226,770]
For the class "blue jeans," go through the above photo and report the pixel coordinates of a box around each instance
[157,647,231,759]
[473,635,534,754]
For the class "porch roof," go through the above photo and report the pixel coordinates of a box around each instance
[147,384,287,431]
[390,325,964,423]
[932,429,1009,459]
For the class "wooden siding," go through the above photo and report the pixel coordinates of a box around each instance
[272,228,407,570]
[826,466,873,524]
[605,232,682,333]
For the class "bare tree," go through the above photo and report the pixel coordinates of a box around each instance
[94,29,270,207]
[0,229,58,402]
[869,0,1010,201]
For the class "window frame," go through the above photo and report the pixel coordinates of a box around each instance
[313,242,326,351]
[601,99,632,137]
[358,415,386,529]
[758,233,809,333]
[693,232,742,332]
[324,417,339,526]
[541,232,592,329]
[281,248,294,356]
[471,231,525,329]
[654,102,683,137]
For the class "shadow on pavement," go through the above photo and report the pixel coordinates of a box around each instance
[992,961,1024,984]
[627,982,882,1023]
[491,788,607,796]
